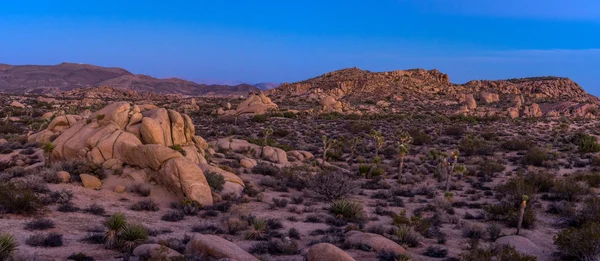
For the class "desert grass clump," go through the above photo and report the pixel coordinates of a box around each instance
[424,245,448,258]
[84,203,106,216]
[378,251,413,261]
[330,199,366,223]
[249,239,298,255]
[120,224,149,253]
[0,233,18,260]
[245,217,267,240]
[394,225,420,248]
[104,213,127,249]
[26,232,63,247]
[25,218,55,230]
[252,162,280,176]
[460,245,537,261]
[204,171,225,192]
[67,252,95,261]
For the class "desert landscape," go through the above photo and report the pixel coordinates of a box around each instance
[0,63,599,261]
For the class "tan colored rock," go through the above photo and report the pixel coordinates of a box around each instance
[480,92,499,103]
[307,243,356,261]
[192,136,208,151]
[0,138,7,144]
[140,117,165,145]
[168,110,186,145]
[261,146,288,164]
[240,158,257,169]
[523,103,543,117]
[27,129,54,144]
[10,101,25,108]
[465,94,477,110]
[48,115,81,132]
[41,112,54,120]
[158,158,213,206]
[93,101,131,129]
[142,108,173,146]
[185,234,259,261]
[56,171,71,183]
[321,96,343,113]
[102,159,123,170]
[182,114,195,143]
[512,95,525,108]
[80,174,102,189]
[345,231,406,255]
[507,107,520,119]
[287,150,314,162]
[124,144,183,171]
[114,185,126,193]
[127,169,149,182]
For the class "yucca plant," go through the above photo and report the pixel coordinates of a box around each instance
[330,199,365,223]
[0,233,18,261]
[245,217,267,240]
[104,213,127,249]
[120,224,148,253]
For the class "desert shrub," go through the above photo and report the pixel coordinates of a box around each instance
[555,222,600,261]
[171,198,202,216]
[0,182,42,215]
[477,160,506,180]
[0,122,23,134]
[550,178,589,202]
[483,202,536,229]
[204,171,225,192]
[252,162,280,176]
[460,245,537,261]
[570,196,600,227]
[81,233,104,244]
[120,224,148,253]
[131,199,159,211]
[282,111,296,118]
[573,172,600,188]
[486,223,503,241]
[58,203,80,212]
[378,251,413,261]
[84,203,106,216]
[571,132,600,153]
[459,135,495,156]
[67,252,95,261]
[126,183,151,197]
[330,199,366,223]
[271,197,288,208]
[288,228,301,240]
[0,233,18,260]
[309,171,356,200]
[245,217,267,240]
[424,245,448,257]
[191,224,225,234]
[523,171,555,193]
[444,124,465,137]
[161,210,185,222]
[408,128,431,145]
[347,121,372,134]
[522,147,550,167]
[501,138,534,151]
[249,239,298,255]
[25,218,55,230]
[26,232,63,247]
[496,177,539,205]
[250,114,269,123]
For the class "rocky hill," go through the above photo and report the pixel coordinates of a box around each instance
[0,62,259,96]
[269,67,592,102]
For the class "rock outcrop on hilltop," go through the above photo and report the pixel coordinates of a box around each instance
[28,102,237,205]
[267,67,599,118]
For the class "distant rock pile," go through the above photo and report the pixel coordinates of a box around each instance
[219,93,278,116]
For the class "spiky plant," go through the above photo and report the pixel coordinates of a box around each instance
[120,224,148,253]
[330,199,365,223]
[245,217,267,240]
[0,233,18,261]
[104,213,127,249]
[516,195,529,236]
[321,135,336,165]
[397,131,413,182]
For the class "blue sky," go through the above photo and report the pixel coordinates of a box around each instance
[0,0,599,94]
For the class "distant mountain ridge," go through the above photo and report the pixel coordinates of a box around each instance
[0,62,260,96]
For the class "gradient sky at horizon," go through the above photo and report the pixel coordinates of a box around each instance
[0,0,599,94]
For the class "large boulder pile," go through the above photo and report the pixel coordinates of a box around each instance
[29,102,230,206]
[220,93,278,117]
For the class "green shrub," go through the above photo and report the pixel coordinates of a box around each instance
[0,233,18,260]
[120,224,148,253]
[551,178,589,202]
[330,199,366,223]
[459,135,495,156]
[204,171,225,192]
[282,111,296,118]
[0,182,42,215]
[501,138,534,151]
[104,213,127,249]
[571,132,600,153]
[573,172,600,188]
[394,225,420,247]
[522,147,550,167]
[250,114,268,123]
[168,145,187,156]
[408,128,431,145]
[555,222,600,261]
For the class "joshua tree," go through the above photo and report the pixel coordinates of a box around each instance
[516,195,529,235]
[397,131,413,182]
[350,137,361,158]
[263,127,273,145]
[443,150,460,193]
[322,135,336,166]
[370,130,385,161]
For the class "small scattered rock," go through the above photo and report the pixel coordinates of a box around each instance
[56,171,71,183]
[80,174,102,189]
[114,185,126,193]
